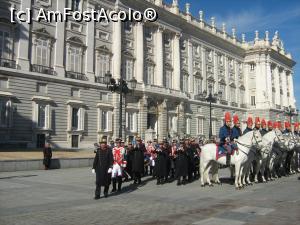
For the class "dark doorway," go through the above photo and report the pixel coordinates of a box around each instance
[36,134,46,148]
[72,135,79,148]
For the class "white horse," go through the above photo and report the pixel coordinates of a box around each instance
[200,130,263,189]
[254,129,284,183]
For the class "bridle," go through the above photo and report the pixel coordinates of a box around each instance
[235,131,261,156]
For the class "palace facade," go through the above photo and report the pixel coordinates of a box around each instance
[0,0,297,148]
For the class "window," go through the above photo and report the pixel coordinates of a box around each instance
[251,96,256,106]
[71,0,80,11]
[194,76,202,94]
[101,110,108,131]
[250,63,255,71]
[126,111,138,132]
[164,34,171,46]
[240,89,245,104]
[197,107,202,113]
[146,65,154,85]
[180,40,186,51]
[145,27,152,40]
[33,102,50,129]
[36,83,47,94]
[219,55,224,66]
[183,74,189,93]
[193,45,200,57]
[186,118,191,135]
[98,54,110,77]
[72,108,79,129]
[0,77,8,89]
[0,99,11,127]
[219,84,226,99]
[197,118,204,135]
[212,120,216,135]
[165,70,173,89]
[0,29,10,59]
[99,92,108,101]
[99,31,109,41]
[207,65,213,74]
[124,21,132,32]
[71,88,79,97]
[69,46,82,73]
[168,115,177,132]
[230,87,236,102]
[38,104,46,128]
[125,59,134,81]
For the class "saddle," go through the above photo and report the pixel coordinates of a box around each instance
[216,144,237,161]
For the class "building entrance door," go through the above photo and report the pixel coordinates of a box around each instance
[72,135,79,148]
[36,134,46,148]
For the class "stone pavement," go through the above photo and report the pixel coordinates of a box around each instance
[0,168,299,225]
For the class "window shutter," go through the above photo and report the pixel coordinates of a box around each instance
[67,105,72,131]
[33,102,38,128]
[79,108,85,131]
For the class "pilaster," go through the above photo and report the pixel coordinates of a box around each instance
[173,33,181,90]
[155,26,164,86]
[135,22,144,83]
[85,2,95,80]
[112,17,122,79]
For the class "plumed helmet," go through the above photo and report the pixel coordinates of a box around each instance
[224,112,231,122]
[233,114,239,125]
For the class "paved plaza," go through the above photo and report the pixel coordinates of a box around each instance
[0,168,299,225]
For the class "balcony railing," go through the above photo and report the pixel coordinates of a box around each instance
[240,103,247,108]
[220,99,228,105]
[230,102,238,107]
[276,104,281,110]
[31,64,56,75]
[65,71,88,81]
[95,76,105,84]
[0,58,17,69]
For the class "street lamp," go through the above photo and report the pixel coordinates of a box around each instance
[105,71,137,138]
[284,105,297,123]
[204,84,222,140]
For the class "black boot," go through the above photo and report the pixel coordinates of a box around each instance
[156,178,160,185]
[111,178,117,193]
[177,177,182,186]
[117,176,122,192]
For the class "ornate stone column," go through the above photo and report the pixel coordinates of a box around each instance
[280,68,288,108]
[177,102,185,137]
[135,22,144,83]
[85,2,95,80]
[112,15,122,79]
[155,26,164,86]
[53,0,66,77]
[187,39,194,94]
[138,95,148,139]
[173,33,181,90]
[158,99,168,140]
[274,65,281,107]
[288,72,295,108]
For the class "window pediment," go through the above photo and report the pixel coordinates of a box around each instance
[218,78,226,85]
[31,96,54,103]
[164,62,173,70]
[67,100,86,107]
[229,82,236,88]
[67,36,86,47]
[207,76,215,82]
[239,85,245,90]
[122,50,135,60]
[32,28,54,40]
[194,71,202,78]
[181,68,189,75]
[145,57,155,65]
[96,45,112,55]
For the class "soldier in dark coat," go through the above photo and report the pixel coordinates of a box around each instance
[124,142,134,182]
[92,137,113,199]
[185,138,196,182]
[175,140,188,185]
[43,143,52,170]
[243,117,253,134]
[132,137,145,184]
[154,141,168,185]
[260,119,268,136]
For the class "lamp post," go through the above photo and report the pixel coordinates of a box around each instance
[104,72,137,138]
[203,84,222,139]
[284,105,297,124]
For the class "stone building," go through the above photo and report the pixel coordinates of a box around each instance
[0,0,297,149]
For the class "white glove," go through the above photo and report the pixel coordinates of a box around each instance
[92,169,95,174]
[108,168,112,173]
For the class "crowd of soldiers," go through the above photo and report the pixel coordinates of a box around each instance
[92,112,300,199]
[92,136,201,199]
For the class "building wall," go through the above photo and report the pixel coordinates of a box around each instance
[0,0,297,149]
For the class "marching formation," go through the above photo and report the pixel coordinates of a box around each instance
[92,113,300,199]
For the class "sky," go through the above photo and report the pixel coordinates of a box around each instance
[164,0,300,109]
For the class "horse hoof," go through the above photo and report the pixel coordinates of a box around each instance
[201,184,205,187]
[209,184,214,187]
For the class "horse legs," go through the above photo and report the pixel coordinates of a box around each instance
[211,162,221,185]
[254,159,262,183]
[200,159,205,187]
[235,163,241,189]
[260,159,267,183]
[205,163,213,186]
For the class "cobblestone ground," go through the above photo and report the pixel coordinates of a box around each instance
[0,168,299,225]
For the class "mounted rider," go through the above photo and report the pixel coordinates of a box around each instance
[267,120,273,131]
[254,117,261,131]
[218,112,233,166]
[283,121,292,134]
[243,117,253,134]
[231,114,242,140]
[260,119,268,136]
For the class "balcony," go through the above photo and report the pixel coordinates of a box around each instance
[230,102,238,107]
[276,104,281,110]
[95,76,105,84]
[240,103,247,108]
[65,71,88,81]
[219,99,228,105]
[0,58,17,69]
[31,64,55,75]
